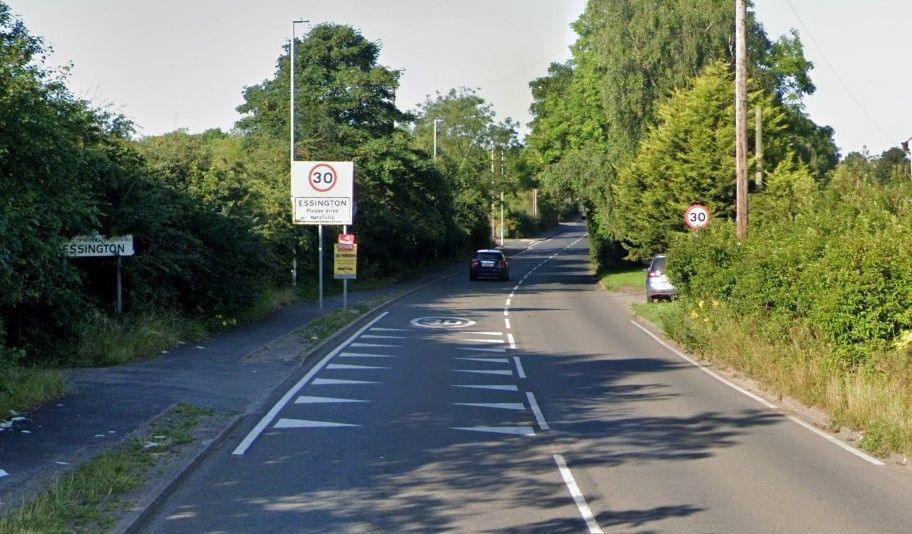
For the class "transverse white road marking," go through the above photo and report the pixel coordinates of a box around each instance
[506,333,516,349]
[231,312,388,456]
[295,396,367,404]
[327,364,388,370]
[461,338,505,344]
[458,347,506,353]
[338,352,395,358]
[454,426,535,436]
[526,392,549,430]
[312,378,379,385]
[454,369,514,376]
[453,384,519,392]
[629,320,886,467]
[456,357,510,363]
[554,454,603,533]
[350,342,400,348]
[359,334,405,339]
[453,402,526,411]
[370,327,407,332]
[274,418,360,429]
[466,331,503,336]
[514,357,526,378]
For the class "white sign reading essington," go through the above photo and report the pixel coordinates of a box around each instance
[64,235,134,257]
[291,161,354,225]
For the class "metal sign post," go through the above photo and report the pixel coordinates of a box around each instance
[342,225,348,310]
[64,234,135,314]
[318,225,324,310]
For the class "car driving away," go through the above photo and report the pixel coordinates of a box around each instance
[646,254,676,302]
[469,249,509,281]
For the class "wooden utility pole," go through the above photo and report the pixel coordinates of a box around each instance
[755,106,763,188]
[735,0,749,239]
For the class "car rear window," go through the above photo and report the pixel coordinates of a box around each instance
[477,252,502,262]
[651,257,666,271]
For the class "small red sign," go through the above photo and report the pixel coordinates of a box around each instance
[338,233,356,250]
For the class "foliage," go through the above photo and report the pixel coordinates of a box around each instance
[524,0,838,268]
[410,88,522,247]
[667,159,912,363]
[611,62,819,260]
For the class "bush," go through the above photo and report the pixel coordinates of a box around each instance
[667,161,912,364]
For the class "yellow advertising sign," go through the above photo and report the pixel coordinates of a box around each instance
[334,244,357,280]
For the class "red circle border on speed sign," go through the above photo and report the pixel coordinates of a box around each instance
[684,204,710,231]
[308,163,338,193]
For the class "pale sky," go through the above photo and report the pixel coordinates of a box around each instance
[7,0,911,155]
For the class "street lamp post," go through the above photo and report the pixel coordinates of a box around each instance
[433,117,443,160]
[902,137,912,179]
[290,19,309,296]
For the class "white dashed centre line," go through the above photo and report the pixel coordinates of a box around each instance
[506,333,516,349]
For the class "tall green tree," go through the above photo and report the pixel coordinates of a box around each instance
[236,23,408,159]
[412,88,519,246]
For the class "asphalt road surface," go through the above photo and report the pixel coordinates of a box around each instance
[141,223,912,533]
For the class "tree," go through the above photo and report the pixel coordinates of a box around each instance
[611,62,814,260]
[236,23,407,159]
[411,88,520,246]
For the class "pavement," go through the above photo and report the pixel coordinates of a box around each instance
[135,222,912,533]
[0,260,470,507]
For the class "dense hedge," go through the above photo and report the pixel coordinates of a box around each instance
[667,159,912,365]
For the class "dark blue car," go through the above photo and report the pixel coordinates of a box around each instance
[470,249,509,281]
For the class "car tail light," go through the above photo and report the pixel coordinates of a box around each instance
[648,270,662,278]
[499,260,507,268]
[471,259,479,267]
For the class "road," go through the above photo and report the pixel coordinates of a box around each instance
[142,223,912,533]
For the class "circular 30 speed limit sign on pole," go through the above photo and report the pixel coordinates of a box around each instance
[684,204,710,231]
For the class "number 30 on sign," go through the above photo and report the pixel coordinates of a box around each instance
[684,204,710,231]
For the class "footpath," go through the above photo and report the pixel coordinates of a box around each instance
[0,235,548,512]
[0,265,467,509]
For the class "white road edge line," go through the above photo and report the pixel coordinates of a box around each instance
[506,333,516,349]
[514,356,526,378]
[630,320,775,409]
[553,454,603,533]
[526,391,549,430]
[629,320,885,466]
[232,312,390,456]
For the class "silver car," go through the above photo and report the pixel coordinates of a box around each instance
[646,255,677,302]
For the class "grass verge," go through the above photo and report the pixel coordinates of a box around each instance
[293,293,400,355]
[0,365,67,418]
[0,403,215,533]
[631,298,912,457]
[599,264,644,292]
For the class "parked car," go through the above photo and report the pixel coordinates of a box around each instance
[646,255,676,302]
[470,249,509,281]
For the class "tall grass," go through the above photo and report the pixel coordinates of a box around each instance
[72,310,205,367]
[639,299,912,456]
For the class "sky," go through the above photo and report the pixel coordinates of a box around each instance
[7,0,911,155]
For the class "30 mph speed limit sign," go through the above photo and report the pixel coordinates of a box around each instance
[684,204,710,231]
[291,161,354,225]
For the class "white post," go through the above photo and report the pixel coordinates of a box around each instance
[500,192,505,247]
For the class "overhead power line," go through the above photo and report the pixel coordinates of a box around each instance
[783,0,895,145]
